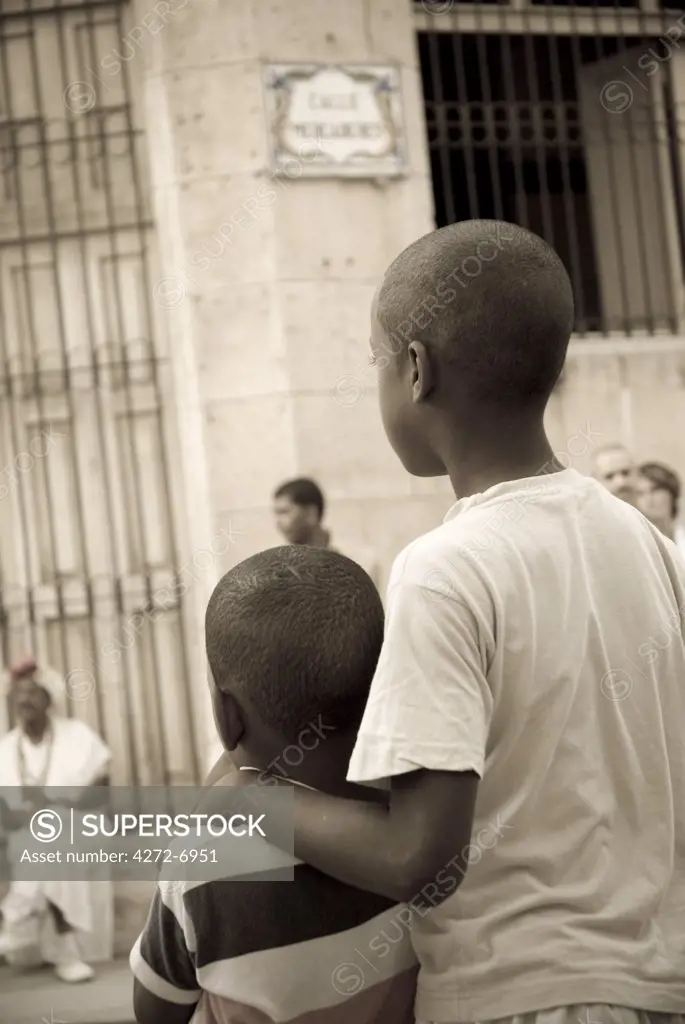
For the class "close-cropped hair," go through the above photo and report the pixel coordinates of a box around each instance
[206,546,384,742]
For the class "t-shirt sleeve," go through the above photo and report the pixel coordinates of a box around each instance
[130,886,201,1006]
[347,565,494,785]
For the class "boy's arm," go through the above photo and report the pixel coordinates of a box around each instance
[284,565,493,903]
[288,768,480,904]
[130,888,201,1024]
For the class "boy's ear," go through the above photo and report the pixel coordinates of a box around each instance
[408,340,434,402]
[212,688,245,752]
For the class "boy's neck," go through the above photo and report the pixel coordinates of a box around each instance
[440,415,564,500]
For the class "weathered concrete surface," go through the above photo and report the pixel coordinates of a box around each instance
[0,958,134,1024]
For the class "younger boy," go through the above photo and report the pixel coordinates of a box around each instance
[130,546,417,1024]
[266,222,685,1024]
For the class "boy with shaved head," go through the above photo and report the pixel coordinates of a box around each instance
[260,222,685,1024]
[132,547,417,1024]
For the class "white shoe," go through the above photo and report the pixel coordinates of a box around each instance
[53,932,94,983]
[54,959,95,983]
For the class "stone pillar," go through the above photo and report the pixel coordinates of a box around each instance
[141,0,438,765]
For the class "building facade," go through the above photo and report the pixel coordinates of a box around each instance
[1,0,685,805]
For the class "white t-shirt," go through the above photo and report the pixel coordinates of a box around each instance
[18,732,52,785]
[348,468,685,1023]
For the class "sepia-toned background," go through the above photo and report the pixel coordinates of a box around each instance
[1,6,685,957]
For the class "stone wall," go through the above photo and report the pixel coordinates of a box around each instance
[141,0,437,608]
[142,1,685,619]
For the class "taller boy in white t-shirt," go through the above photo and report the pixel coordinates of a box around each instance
[263,221,685,1024]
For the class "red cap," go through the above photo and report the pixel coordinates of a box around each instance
[9,657,38,682]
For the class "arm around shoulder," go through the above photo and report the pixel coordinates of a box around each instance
[291,768,480,904]
[291,567,491,901]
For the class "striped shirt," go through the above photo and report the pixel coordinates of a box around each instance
[131,851,418,1023]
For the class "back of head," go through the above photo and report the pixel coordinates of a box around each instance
[273,477,324,518]
[205,546,383,742]
[377,220,574,407]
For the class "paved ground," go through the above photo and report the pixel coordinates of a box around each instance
[1,958,134,1024]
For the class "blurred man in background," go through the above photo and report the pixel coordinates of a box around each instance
[592,443,640,504]
[273,476,381,591]
[0,658,113,983]
[273,478,331,548]
[637,461,685,552]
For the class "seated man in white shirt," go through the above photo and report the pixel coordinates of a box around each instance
[0,658,113,983]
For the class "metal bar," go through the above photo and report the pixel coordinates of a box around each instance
[497,5,530,227]
[584,0,633,333]
[24,0,108,728]
[0,356,159,378]
[0,71,38,668]
[0,14,66,671]
[562,10,601,334]
[0,219,156,248]
[0,229,38,666]
[543,0,590,335]
[663,72,685,315]
[450,31,481,217]
[425,32,458,224]
[473,5,506,218]
[414,7,685,36]
[520,10,557,246]
[2,1,117,18]
[0,124,147,166]
[51,2,139,775]
[611,0,657,333]
[636,31,681,331]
